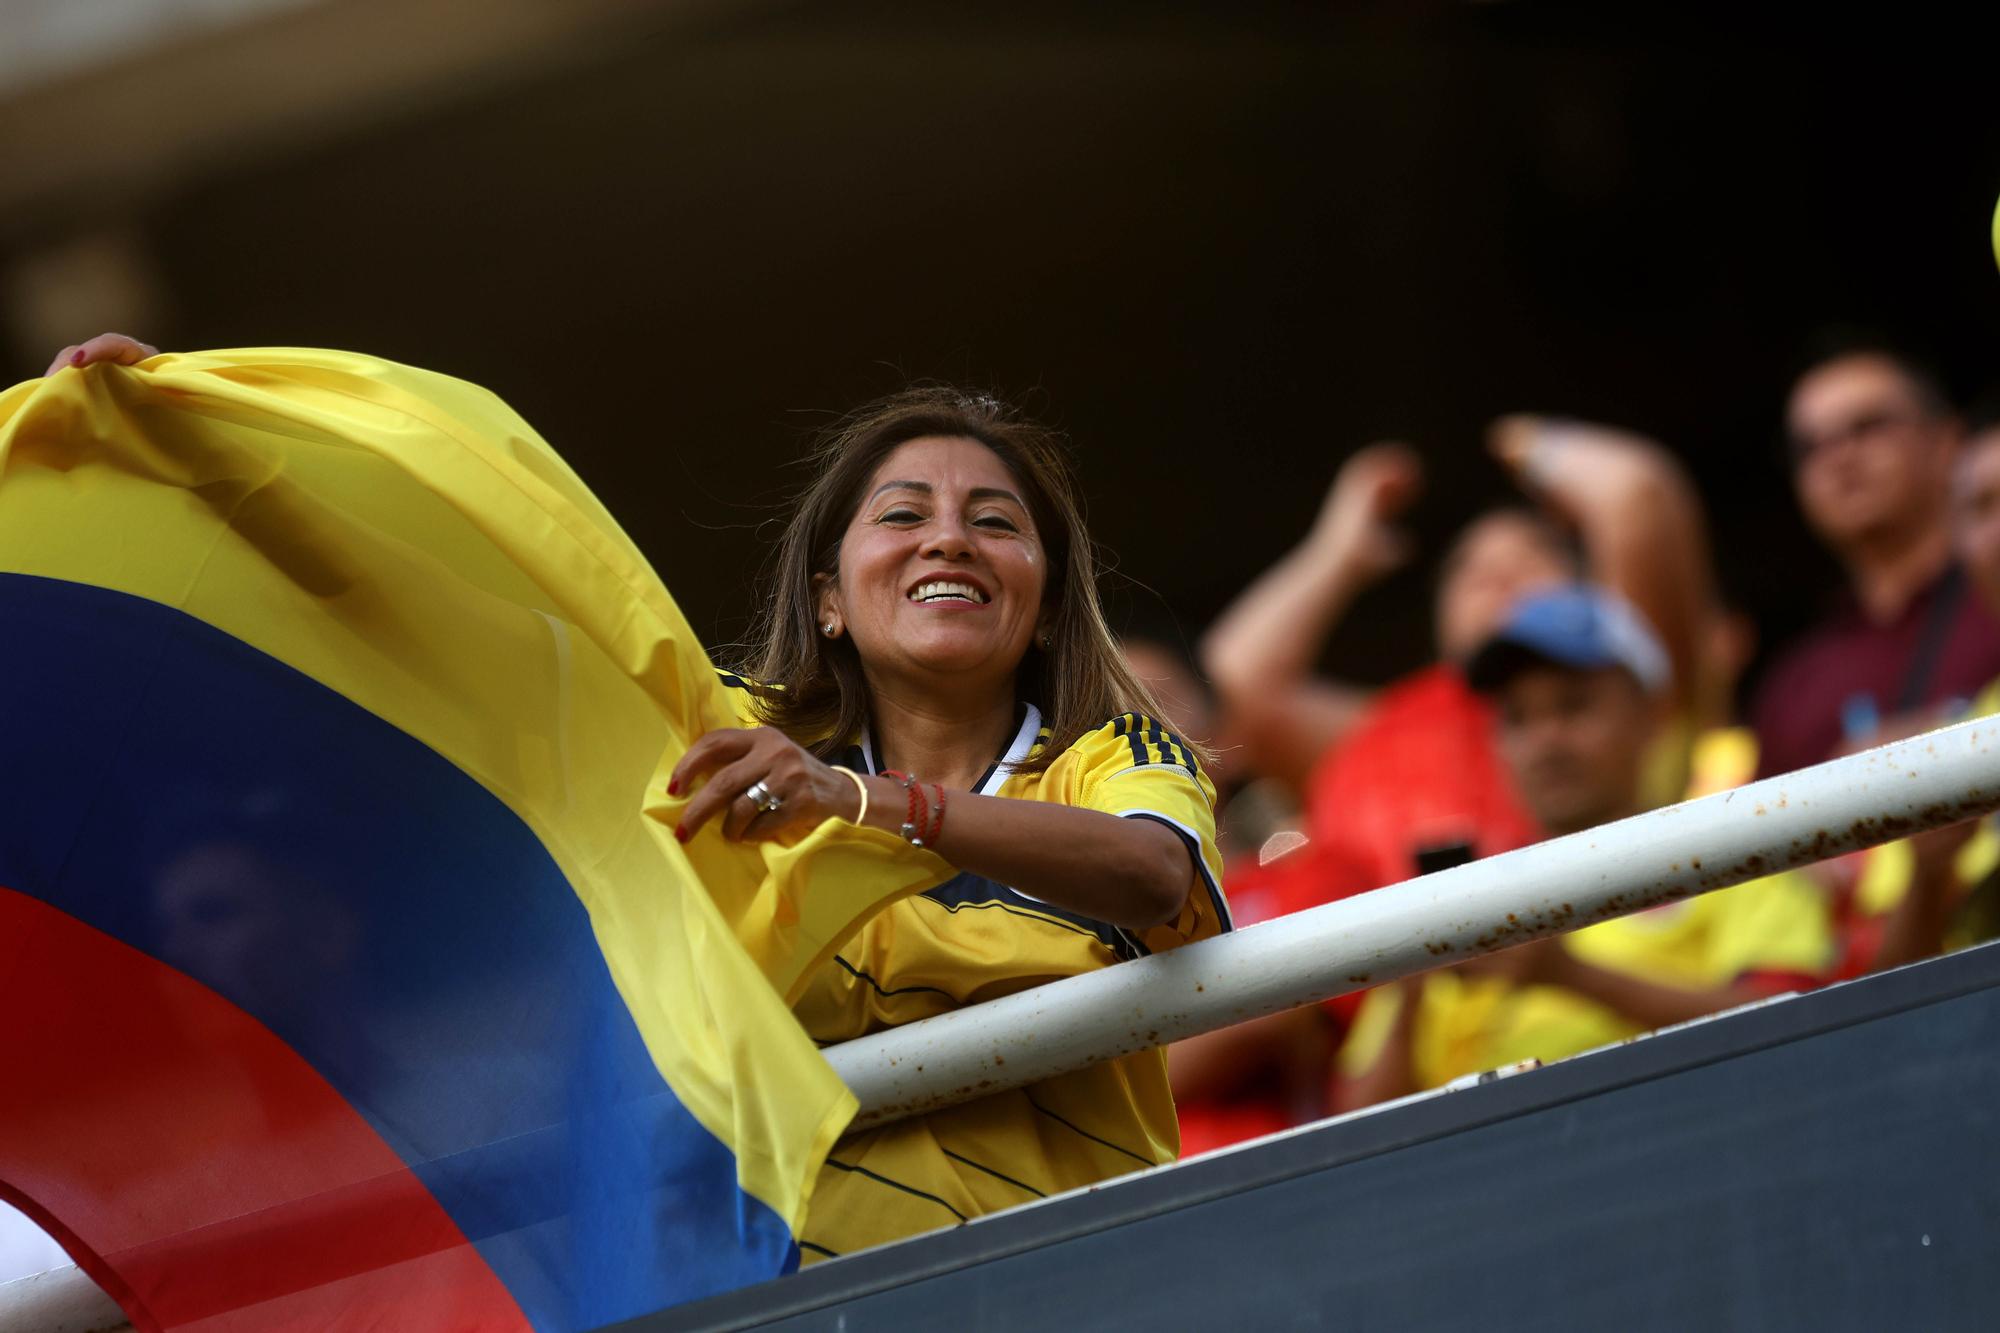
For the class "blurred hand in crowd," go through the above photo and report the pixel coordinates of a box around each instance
[1488,414,1712,723]
[1490,414,1676,521]
[1199,441,1423,791]
[1305,441,1423,588]
[44,333,158,377]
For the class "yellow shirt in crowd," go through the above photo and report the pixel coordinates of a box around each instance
[1338,866,1834,1091]
[1848,679,2000,940]
[1339,727,1834,1093]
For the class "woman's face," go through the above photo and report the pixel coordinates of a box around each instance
[822,435,1049,695]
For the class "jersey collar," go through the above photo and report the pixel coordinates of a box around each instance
[858,701,1043,796]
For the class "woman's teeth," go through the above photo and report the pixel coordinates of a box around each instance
[910,580,988,604]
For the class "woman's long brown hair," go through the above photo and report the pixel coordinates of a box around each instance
[737,386,1186,775]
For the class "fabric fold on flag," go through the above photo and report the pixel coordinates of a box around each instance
[0,349,951,1332]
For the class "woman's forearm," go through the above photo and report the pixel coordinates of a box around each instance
[851,776,1194,929]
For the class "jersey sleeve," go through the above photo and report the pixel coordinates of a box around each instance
[1065,713,1230,952]
[714,669,772,728]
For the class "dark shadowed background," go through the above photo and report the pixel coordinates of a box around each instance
[6,0,1999,698]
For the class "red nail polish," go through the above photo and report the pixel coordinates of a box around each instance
[674,825,689,843]
[70,349,86,367]
[668,779,681,796]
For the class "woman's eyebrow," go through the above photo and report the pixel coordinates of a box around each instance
[865,481,1024,507]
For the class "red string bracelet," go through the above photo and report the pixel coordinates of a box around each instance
[926,782,947,846]
[882,770,927,846]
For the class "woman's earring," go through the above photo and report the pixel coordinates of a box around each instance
[823,623,838,638]
[1038,632,1052,650]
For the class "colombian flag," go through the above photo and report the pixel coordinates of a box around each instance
[0,350,948,1331]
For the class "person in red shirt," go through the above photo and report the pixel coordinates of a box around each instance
[1751,336,2000,779]
[1171,419,1713,1153]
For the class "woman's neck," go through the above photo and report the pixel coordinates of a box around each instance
[866,677,1019,792]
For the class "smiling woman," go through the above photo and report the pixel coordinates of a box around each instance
[672,387,1232,1258]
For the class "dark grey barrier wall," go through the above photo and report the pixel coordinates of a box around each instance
[617,942,2000,1332]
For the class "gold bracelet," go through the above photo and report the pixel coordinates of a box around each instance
[833,766,870,826]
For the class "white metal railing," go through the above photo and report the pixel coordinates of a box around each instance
[826,716,2000,1129]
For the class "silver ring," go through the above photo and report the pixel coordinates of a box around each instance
[743,779,783,814]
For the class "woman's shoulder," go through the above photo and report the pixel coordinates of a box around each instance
[1015,711,1211,816]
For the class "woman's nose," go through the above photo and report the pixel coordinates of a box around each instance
[920,513,975,560]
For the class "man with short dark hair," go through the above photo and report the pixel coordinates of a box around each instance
[1752,338,2000,777]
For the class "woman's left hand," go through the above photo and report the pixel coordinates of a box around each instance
[668,727,863,846]
[46,332,159,378]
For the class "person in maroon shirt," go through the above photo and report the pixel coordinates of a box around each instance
[1752,338,2000,778]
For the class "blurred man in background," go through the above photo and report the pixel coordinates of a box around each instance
[1753,337,2000,779]
[1823,398,2000,973]
[1335,586,1833,1110]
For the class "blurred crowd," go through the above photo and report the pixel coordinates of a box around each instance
[1143,333,2000,1153]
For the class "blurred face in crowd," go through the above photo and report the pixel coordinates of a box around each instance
[1952,429,2000,612]
[1436,512,1574,662]
[1494,663,1653,838]
[1787,354,1958,558]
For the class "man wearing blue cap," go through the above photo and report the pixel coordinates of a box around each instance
[1462,584,1671,843]
[1334,585,1834,1111]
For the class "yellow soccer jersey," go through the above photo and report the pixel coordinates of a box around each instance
[1339,870,1833,1092]
[716,676,1228,1260]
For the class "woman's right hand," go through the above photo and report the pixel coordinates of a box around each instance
[45,333,159,378]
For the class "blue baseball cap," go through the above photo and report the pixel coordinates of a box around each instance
[1464,584,1671,696]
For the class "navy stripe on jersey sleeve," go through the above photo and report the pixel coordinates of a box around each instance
[1110,713,1197,777]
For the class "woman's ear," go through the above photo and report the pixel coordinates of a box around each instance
[1034,606,1056,652]
[812,572,843,640]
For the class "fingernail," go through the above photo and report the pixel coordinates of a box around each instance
[674,825,689,843]
[668,779,681,796]
[69,350,86,367]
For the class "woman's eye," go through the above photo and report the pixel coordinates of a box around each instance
[878,509,922,524]
[975,515,1019,532]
